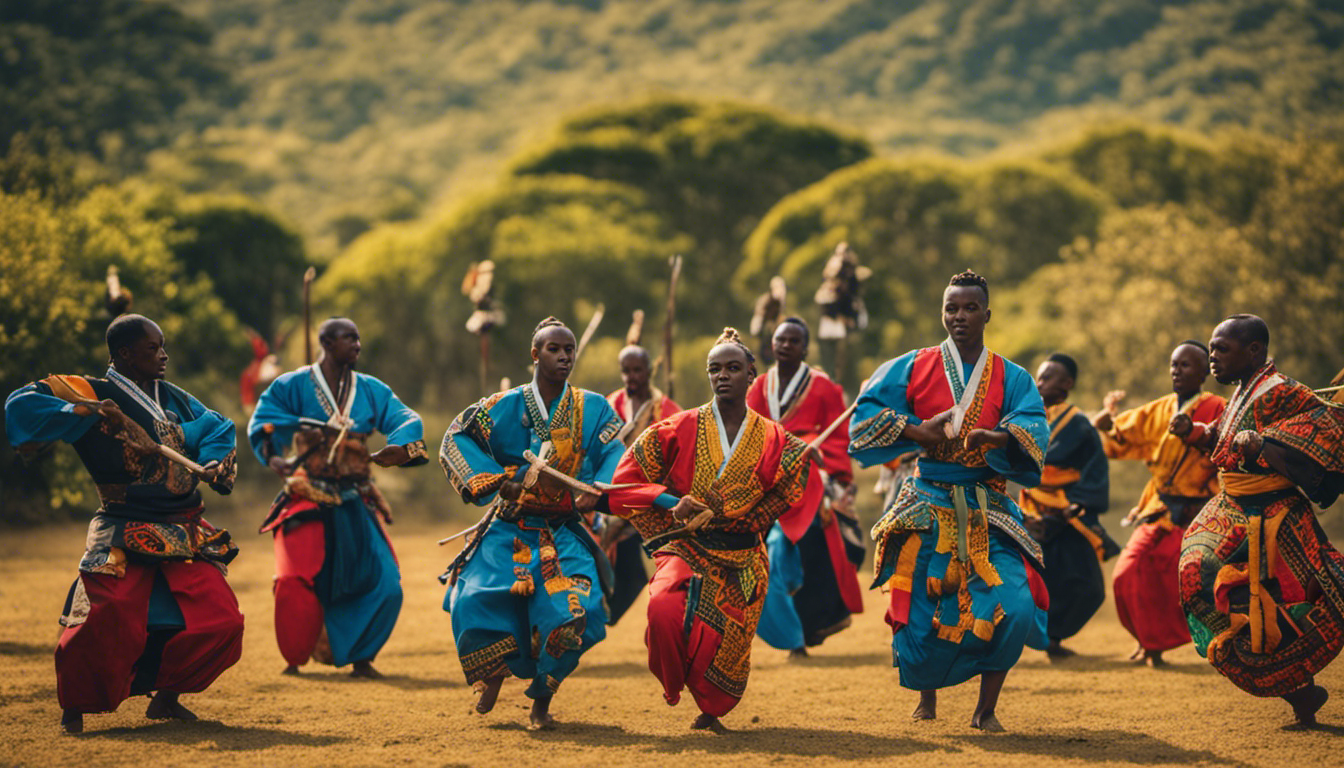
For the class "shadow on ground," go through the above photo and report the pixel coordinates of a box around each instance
[491,721,952,759]
[80,720,347,750]
[962,728,1247,766]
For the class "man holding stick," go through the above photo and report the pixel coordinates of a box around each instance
[5,314,244,733]
[248,317,429,678]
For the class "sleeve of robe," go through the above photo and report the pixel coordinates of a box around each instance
[5,379,101,447]
[366,374,428,467]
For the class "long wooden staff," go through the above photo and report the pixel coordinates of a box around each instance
[571,303,605,375]
[302,266,316,365]
[663,255,682,400]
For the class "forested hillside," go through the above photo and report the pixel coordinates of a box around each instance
[159,0,1344,253]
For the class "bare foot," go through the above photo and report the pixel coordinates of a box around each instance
[811,615,853,643]
[61,709,83,734]
[281,665,301,676]
[1144,650,1168,668]
[1128,643,1144,661]
[971,711,1005,732]
[528,696,555,731]
[788,647,809,661]
[691,713,728,734]
[473,676,504,714]
[350,661,383,679]
[1284,684,1329,727]
[1045,640,1076,660]
[145,691,197,721]
[912,691,937,721]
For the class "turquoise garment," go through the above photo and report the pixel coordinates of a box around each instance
[246,366,425,667]
[440,382,625,697]
[850,347,1050,691]
[247,367,425,465]
[756,523,806,651]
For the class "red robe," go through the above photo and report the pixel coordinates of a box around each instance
[746,365,863,615]
[606,405,821,716]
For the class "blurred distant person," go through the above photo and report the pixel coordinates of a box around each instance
[248,317,428,679]
[5,314,243,733]
[748,317,864,658]
[1180,315,1344,728]
[602,343,681,624]
[1019,353,1115,659]
[605,328,821,733]
[850,270,1049,732]
[1093,341,1225,667]
[439,317,624,730]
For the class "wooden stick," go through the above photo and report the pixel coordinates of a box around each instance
[663,255,682,401]
[1315,384,1344,394]
[47,378,211,477]
[521,449,601,496]
[302,266,316,365]
[571,302,605,375]
[438,522,481,545]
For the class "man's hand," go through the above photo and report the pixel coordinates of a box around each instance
[499,480,524,502]
[1169,413,1193,438]
[901,409,955,451]
[572,489,601,513]
[670,494,709,523]
[807,444,825,466]
[965,428,1009,452]
[1233,429,1263,461]
[1064,502,1083,519]
[599,516,629,550]
[370,444,410,467]
[197,459,221,483]
[268,456,292,477]
[1093,390,1126,431]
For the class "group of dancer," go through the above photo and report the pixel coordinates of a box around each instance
[7,269,1344,736]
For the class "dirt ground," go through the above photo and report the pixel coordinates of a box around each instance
[3,505,1344,768]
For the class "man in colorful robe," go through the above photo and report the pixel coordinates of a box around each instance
[248,317,428,679]
[5,314,244,733]
[1018,353,1115,658]
[440,318,625,730]
[1180,314,1344,727]
[1094,341,1225,666]
[606,328,821,733]
[850,270,1049,732]
[602,343,681,624]
[747,317,864,657]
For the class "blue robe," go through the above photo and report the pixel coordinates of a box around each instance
[439,381,624,699]
[247,366,426,667]
[850,343,1050,691]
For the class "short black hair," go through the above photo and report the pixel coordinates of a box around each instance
[1176,339,1210,356]
[1047,352,1078,381]
[1221,314,1270,349]
[618,344,650,364]
[105,314,156,359]
[948,269,990,303]
[773,316,810,346]
[318,316,356,341]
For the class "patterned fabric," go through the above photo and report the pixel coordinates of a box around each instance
[607,388,681,447]
[849,344,1050,691]
[606,405,822,701]
[747,364,853,483]
[1102,391,1225,524]
[1180,361,1344,696]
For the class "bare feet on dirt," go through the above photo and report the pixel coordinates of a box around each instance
[1283,684,1329,728]
[528,695,555,731]
[282,665,301,676]
[691,713,728,734]
[788,647,809,661]
[474,676,504,714]
[1045,640,1076,660]
[61,709,82,734]
[912,691,937,721]
[350,660,383,679]
[971,711,1005,732]
[145,691,197,721]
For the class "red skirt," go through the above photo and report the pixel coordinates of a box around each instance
[1113,522,1190,652]
[56,560,244,713]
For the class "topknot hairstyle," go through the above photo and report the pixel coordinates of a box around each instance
[1047,352,1079,381]
[773,315,810,346]
[711,326,756,367]
[106,314,157,360]
[531,316,571,346]
[948,269,990,302]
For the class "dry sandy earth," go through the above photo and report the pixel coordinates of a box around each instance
[3,506,1344,768]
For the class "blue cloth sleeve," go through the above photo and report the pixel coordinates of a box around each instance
[847,352,919,467]
[368,375,427,467]
[178,390,237,466]
[4,382,100,447]
[985,362,1049,486]
[439,395,519,506]
[247,373,303,465]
